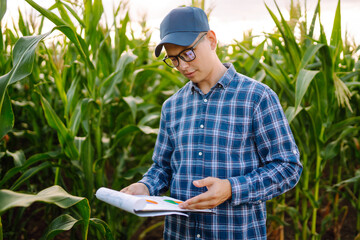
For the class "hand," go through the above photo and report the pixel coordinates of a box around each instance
[120,183,150,195]
[179,177,232,210]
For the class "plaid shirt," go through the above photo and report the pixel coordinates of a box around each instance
[140,63,302,239]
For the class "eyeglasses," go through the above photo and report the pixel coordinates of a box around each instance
[162,32,208,68]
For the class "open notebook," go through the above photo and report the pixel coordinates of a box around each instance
[95,187,213,217]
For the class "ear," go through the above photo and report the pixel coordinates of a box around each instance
[206,30,217,50]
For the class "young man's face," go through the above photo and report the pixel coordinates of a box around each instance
[164,33,213,84]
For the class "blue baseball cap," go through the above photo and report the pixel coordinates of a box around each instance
[155,7,210,57]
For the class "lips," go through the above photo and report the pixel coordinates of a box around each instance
[184,70,196,78]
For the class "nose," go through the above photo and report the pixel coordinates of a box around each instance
[176,58,190,71]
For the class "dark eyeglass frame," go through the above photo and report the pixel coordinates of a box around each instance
[162,32,208,68]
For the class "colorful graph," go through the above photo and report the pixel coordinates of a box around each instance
[164,199,183,205]
[146,199,158,204]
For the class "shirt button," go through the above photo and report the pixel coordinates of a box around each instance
[198,152,203,156]
[203,99,208,103]
[197,234,201,238]
[200,124,204,129]
[292,149,298,154]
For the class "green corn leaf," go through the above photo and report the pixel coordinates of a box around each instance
[330,0,342,50]
[308,1,320,39]
[302,189,320,209]
[0,185,86,213]
[69,98,94,136]
[39,93,79,160]
[75,196,90,240]
[139,67,185,87]
[123,166,149,180]
[11,162,52,190]
[265,2,300,71]
[44,214,79,240]
[123,96,144,123]
[61,1,85,28]
[260,62,294,101]
[5,149,26,167]
[24,0,66,26]
[24,0,93,68]
[0,0,6,21]
[75,136,94,200]
[65,75,81,117]
[55,1,75,30]
[333,169,360,188]
[89,218,114,240]
[285,106,303,124]
[53,25,93,69]
[18,9,30,36]
[243,41,265,75]
[138,112,160,126]
[45,47,67,107]
[0,92,14,139]
[0,24,3,51]
[325,116,360,141]
[295,69,319,111]
[112,125,140,147]
[0,32,51,138]
[138,126,159,135]
[0,151,62,188]
[101,51,138,100]
[299,44,324,70]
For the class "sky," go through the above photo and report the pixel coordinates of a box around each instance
[2,0,360,46]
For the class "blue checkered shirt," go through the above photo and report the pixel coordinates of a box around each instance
[140,63,302,239]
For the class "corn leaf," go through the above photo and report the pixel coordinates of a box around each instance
[0,32,51,138]
[285,106,303,124]
[265,2,301,71]
[0,151,62,188]
[55,1,75,30]
[325,116,360,141]
[24,0,93,68]
[61,1,85,28]
[0,92,14,139]
[89,218,114,240]
[0,0,6,21]
[123,96,143,123]
[75,136,94,200]
[45,214,79,239]
[39,93,79,160]
[0,185,86,213]
[299,44,324,70]
[330,0,342,51]
[101,51,138,100]
[11,162,52,190]
[295,69,319,111]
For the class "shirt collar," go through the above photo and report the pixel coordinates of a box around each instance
[190,63,235,94]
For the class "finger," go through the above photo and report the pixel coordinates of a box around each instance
[180,192,212,209]
[193,177,215,188]
[120,187,129,193]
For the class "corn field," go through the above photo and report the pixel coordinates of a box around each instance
[0,0,359,239]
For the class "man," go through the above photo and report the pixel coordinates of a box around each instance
[121,6,302,239]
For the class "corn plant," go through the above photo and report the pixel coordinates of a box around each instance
[0,0,183,238]
[233,0,360,239]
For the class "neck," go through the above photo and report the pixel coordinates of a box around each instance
[198,60,227,94]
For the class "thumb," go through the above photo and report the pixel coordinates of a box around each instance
[193,177,214,188]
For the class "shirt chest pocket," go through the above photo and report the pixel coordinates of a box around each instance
[215,118,250,149]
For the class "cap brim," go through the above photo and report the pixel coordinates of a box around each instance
[155,32,200,57]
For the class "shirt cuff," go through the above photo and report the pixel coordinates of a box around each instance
[228,176,249,206]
